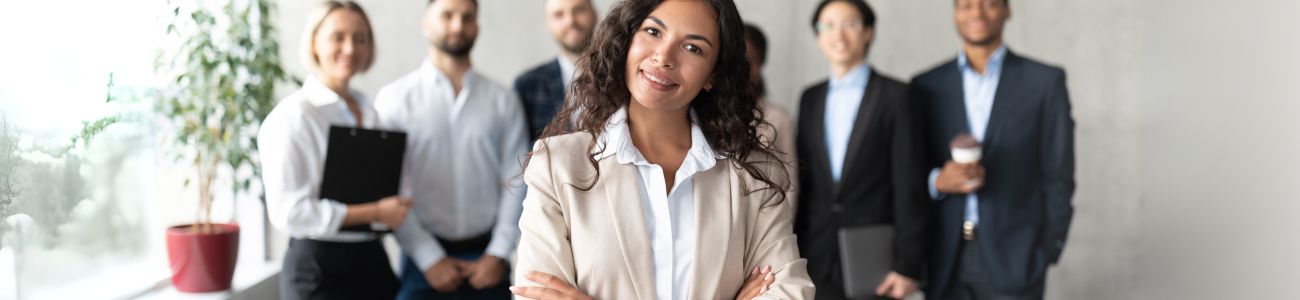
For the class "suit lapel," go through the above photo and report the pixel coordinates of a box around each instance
[688,160,732,299]
[804,83,835,191]
[600,158,656,300]
[835,72,884,198]
[981,52,1023,155]
[947,62,972,138]
[547,60,566,111]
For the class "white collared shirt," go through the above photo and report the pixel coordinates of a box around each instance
[596,107,721,300]
[374,60,530,271]
[258,76,378,242]
[557,54,577,94]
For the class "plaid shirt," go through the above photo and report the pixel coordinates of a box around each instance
[513,59,566,141]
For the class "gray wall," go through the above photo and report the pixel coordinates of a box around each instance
[1140,0,1300,299]
[273,0,1300,299]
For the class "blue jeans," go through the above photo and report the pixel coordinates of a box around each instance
[396,252,512,300]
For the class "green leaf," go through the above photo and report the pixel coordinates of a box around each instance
[105,73,115,102]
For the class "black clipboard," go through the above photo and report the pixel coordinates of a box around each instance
[320,126,407,232]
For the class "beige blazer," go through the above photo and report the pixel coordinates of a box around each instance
[514,133,815,300]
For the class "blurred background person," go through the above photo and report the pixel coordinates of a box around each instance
[258,1,411,299]
[743,23,799,210]
[911,0,1075,299]
[374,0,529,299]
[515,0,599,141]
[793,0,928,299]
[508,0,814,299]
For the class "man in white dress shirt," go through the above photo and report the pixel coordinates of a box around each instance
[373,0,528,299]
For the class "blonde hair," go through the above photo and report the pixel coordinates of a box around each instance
[300,1,376,75]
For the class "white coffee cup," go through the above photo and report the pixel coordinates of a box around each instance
[951,146,983,188]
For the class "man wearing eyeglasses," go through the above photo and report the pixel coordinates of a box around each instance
[793,0,930,299]
[912,0,1075,299]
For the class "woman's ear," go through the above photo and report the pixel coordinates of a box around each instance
[704,75,715,91]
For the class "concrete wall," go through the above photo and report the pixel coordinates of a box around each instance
[272,0,1300,299]
[1139,0,1300,299]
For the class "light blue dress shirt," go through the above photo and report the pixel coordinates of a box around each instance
[825,62,872,183]
[928,45,1008,227]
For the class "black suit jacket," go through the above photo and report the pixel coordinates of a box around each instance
[794,71,930,300]
[911,50,1076,296]
[513,59,566,141]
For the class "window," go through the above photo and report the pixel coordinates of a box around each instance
[0,1,273,298]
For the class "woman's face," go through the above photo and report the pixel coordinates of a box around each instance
[624,0,720,112]
[314,9,372,82]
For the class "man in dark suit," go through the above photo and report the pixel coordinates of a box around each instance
[911,0,1075,299]
[794,1,929,299]
[513,0,597,140]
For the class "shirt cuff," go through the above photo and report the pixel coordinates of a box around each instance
[413,245,449,271]
[927,168,946,200]
[411,245,447,272]
[483,236,515,261]
[394,214,447,271]
[322,199,349,236]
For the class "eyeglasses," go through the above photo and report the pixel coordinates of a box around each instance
[816,19,865,34]
[957,0,1006,11]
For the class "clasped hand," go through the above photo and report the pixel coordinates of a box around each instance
[509,265,777,300]
[424,255,507,292]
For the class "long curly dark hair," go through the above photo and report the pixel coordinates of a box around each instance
[529,0,788,203]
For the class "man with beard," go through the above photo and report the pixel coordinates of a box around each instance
[513,0,598,141]
[374,0,528,299]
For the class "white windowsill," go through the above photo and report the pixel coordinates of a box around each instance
[128,259,281,300]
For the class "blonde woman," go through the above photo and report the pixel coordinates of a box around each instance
[258,2,410,299]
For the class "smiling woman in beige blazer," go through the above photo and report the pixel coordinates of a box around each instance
[507,1,814,300]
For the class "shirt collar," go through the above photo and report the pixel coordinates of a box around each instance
[828,61,872,91]
[596,107,722,173]
[557,55,577,88]
[420,59,477,89]
[557,55,576,75]
[303,75,367,108]
[957,45,1009,75]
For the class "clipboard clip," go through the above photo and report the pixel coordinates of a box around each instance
[349,128,389,139]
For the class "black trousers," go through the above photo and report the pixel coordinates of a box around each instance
[938,239,1045,300]
[811,273,895,300]
[281,238,400,300]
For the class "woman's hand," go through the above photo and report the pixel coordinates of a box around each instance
[735,265,775,300]
[510,271,592,300]
[373,196,413,229]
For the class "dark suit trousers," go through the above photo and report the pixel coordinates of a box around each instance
[813,275,896,300]
[281,238,400,300]
[939,239,1045,300]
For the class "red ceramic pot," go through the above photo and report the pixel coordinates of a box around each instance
[165,223,240,293]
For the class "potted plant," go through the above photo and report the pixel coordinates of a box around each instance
[154,0,286,292]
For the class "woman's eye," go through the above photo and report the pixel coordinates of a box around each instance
[685,44,701,53]
[645,28,660,36]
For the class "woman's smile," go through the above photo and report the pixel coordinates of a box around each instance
[640,68,680,91]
